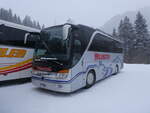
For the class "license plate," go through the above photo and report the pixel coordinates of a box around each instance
[40,83,46,87]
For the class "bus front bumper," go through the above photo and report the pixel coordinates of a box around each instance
[32,76,72,93]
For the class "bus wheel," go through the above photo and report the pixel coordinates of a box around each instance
[85,71,96,88]
[114,65,119,75]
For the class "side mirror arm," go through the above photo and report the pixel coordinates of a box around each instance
[24,33,30,44]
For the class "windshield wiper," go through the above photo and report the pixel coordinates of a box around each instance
[40,57,58,60]
[40,57,63,66]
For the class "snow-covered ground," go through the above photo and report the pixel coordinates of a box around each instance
[0,64,150,113]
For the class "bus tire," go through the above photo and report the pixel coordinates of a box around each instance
[85,70,96,88]
[114,65,119,75]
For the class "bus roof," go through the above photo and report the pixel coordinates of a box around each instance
[95,28,123,43]
[42,23,123,43]
[0,19,40,32]
[77,24,123,43]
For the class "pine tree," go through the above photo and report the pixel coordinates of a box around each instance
[0,8,8,20]
[118,16,136,63]
[0,8,42,29]
[134,12,149,63]
[36,22,41,29]
[135,12,149,48]
[23,15,33,27]
[118,20,124,41]
[112,28,118,38]
[13,14,18,23]
[42,24,45,29]
[8,9,13,22]
[33,20,37,28]
[17,16,22,24]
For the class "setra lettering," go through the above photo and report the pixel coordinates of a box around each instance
[95,53,110,60]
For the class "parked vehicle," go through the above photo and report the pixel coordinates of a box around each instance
[0,19,40,82]
[28,24,123,92]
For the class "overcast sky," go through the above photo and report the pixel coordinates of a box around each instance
[0,0,150,28]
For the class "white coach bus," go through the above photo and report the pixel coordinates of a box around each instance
[0,19,40,82]
[30,24,123,93]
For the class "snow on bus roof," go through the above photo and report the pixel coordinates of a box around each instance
[0,19,40,32]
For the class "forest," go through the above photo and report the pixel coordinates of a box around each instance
[0,8,43,29]
[113,12,150,64]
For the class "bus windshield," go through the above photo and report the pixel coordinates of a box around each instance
[34,25,71,62]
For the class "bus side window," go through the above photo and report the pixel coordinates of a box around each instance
[0,25,37,48]
[115,41,123,53]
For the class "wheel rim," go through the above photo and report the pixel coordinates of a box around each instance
[87,73,94,85]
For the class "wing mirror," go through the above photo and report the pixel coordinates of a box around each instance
[63,25,71,40]
[24,33,30,44]
[24,32,40,44]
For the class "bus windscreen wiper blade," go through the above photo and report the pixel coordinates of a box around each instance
[40,57,63,66]
[40,57,58,60]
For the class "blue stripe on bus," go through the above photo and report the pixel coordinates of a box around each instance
[32,64,97,84]
[32,56,122,84]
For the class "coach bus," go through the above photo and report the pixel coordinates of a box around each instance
[29,24,123,92]
[0,19,40,82]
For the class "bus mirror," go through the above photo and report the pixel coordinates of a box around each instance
[63,25,71,40]
[24,33,30,44]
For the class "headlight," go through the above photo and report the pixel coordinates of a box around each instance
[43,73,68,80]
[56,73,68,79]
[32,69,69,80]
[32,70,50,75]
[32,70,41,75]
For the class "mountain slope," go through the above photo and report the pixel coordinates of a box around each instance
[101,7,150,34]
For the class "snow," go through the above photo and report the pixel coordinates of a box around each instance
[1,64,150,113]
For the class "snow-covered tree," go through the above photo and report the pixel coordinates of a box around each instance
[118,17,136,63]
[42,24,45,29]
[13,14,18,23]
[134,12,150,63]
[8,9,13,21]
[135,12,149,48]
[36,22,41,29]
[23,15,33,27]
[17,16,21,24]
[112,28,118,38]
[0,8,42,29]
[118,20,124,41]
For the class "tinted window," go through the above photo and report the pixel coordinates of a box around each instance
[89,33,123,53]
[74,25,94,53]
[0,25,36,48]
[72,39,82,66]
[71,25,94,66]
[113,40,123,53]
